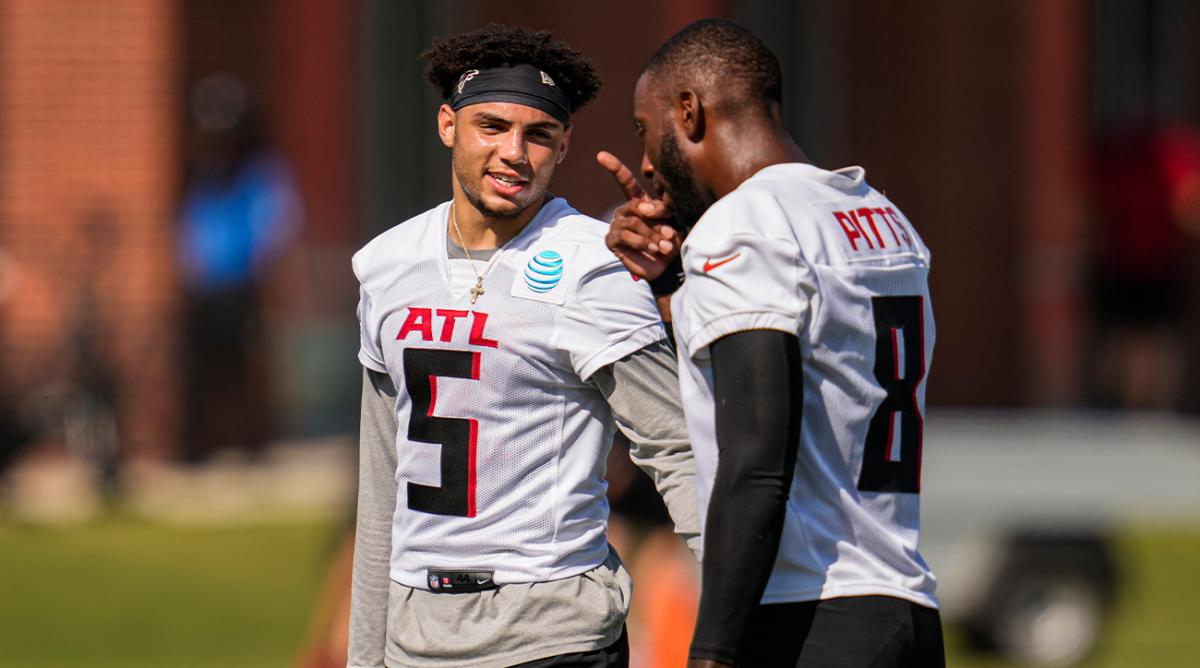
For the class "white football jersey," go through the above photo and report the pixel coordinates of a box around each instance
[671,163,938,608]
[354,198,665,588]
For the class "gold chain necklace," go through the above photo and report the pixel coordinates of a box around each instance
[450,203,503,304]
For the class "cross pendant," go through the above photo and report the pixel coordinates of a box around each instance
[469,278,485,304]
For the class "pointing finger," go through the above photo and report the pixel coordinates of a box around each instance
[596,151,645,201]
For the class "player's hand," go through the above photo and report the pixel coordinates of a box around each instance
[687,660,733,668]
[597,151,680,281]
[608,199,681,281]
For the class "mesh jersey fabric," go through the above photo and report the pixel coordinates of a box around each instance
[354,197,665,587]
[671,163,939,608]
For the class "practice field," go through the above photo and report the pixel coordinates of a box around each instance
[948,528,1200,668]
[0,518,1196,668]
[0,517,337,668]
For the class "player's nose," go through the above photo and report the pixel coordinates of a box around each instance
[499,131,529,164]
[641,153,654,182]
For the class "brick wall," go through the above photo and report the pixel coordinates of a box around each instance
[0,0,180,458]
[840,1,1027,406]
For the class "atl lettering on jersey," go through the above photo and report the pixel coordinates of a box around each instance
[396,307,499,348]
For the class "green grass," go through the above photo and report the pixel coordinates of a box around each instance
[0,518,1195,667]
[945,527,1200,667]
[0,517,340,668]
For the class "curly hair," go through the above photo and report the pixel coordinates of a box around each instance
[421,24,601,113]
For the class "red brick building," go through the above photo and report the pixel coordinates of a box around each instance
[1,0,1196,461]
[0,1,179,459]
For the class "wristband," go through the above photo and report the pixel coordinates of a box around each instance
[649,255,685,296]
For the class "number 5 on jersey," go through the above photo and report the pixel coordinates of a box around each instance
[858,296,926,494]
[403,348,480,517]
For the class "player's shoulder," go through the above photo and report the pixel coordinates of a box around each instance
[696,164,888,238]
[505,198,650,307]
[687,172,802,249]
[526,198,622,275]
[531,197,608,247]
[734,163,873,209]
[352,202,446,290]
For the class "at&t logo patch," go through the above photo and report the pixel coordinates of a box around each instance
[511,243,576,305]
[524,250,564,293]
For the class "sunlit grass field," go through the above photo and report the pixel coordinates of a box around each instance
[947,528,1200,668]
[0,517,338,668]
[0,518,1196,667]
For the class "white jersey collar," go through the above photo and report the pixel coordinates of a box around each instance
[433,196,571,283]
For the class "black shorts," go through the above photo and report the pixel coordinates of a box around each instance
[739,596,944,668]
[511,626,629,668]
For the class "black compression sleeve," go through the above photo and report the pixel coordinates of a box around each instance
[688,329,803,665]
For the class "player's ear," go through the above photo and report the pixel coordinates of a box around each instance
[678,90,704,142]
[557,125,571,164]
[437,104,456,148]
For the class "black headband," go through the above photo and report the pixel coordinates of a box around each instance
[450,64,571,125]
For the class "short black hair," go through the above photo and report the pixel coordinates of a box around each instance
[643,18,782,106]
[421,23,601,113]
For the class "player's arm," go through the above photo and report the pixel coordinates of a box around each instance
[591,340,702,558]
[347,369,398,668]
[688,329,803,667]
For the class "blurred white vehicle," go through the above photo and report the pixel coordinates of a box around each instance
[921,411,1200,666]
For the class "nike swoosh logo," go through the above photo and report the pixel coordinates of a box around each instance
[703,252,742,273]
[477,577,491,585]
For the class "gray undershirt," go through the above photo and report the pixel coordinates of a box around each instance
[347,339,699,668]
[447,236,498,260]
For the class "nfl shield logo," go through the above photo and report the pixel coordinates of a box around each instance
[429,575,440,589]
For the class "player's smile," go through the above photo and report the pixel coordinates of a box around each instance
[485,169,529,197]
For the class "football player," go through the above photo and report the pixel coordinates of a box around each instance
[600,19,945,668]
[348,24,700,668]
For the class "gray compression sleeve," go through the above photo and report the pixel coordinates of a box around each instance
[347,369,398,668]
[591,339,703,559]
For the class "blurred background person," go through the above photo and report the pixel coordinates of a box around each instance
[1087,121,1200,411]
[0,247,33,483]
[176,73,302,463]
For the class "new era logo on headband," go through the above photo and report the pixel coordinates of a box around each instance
[540,71,555,86]
[456,69,480,95]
